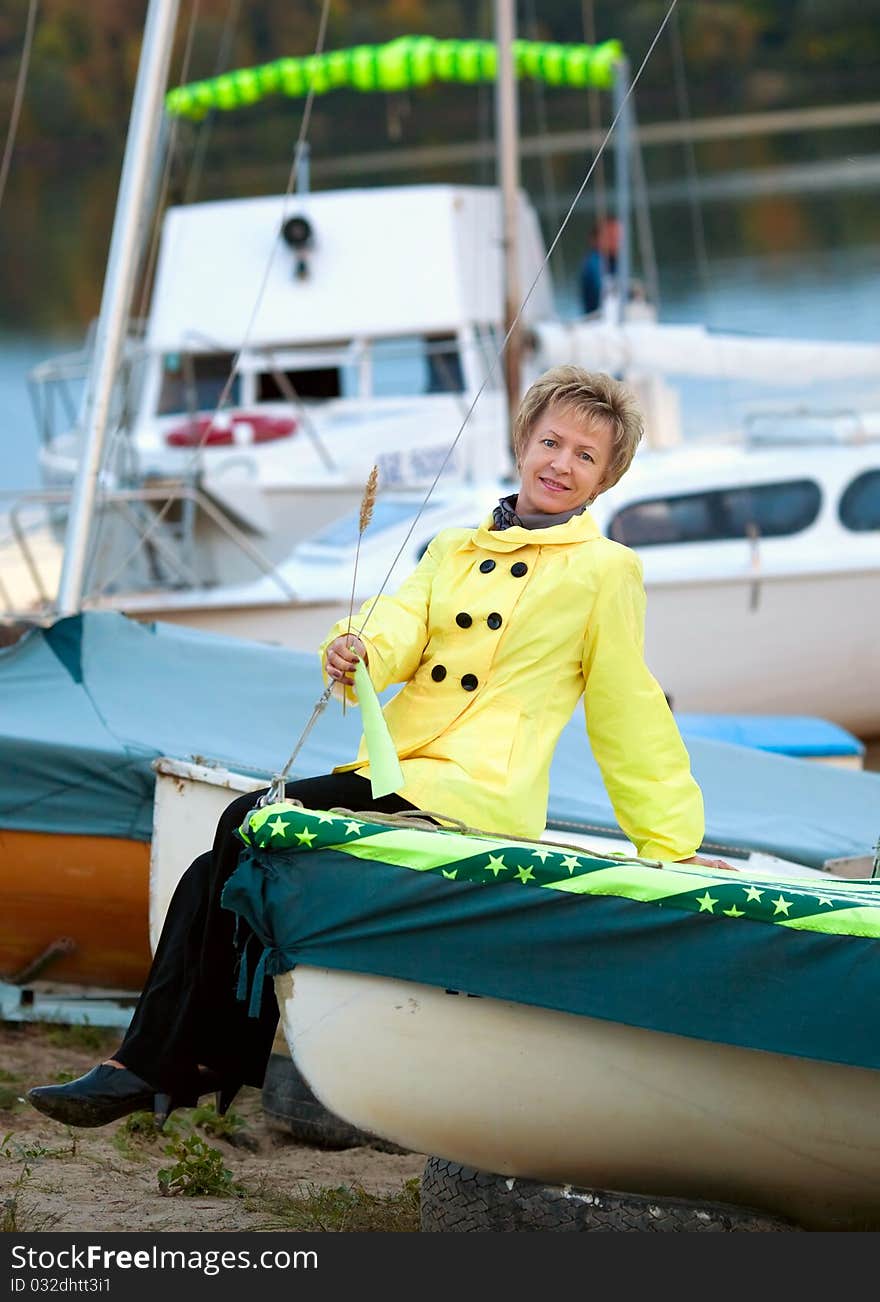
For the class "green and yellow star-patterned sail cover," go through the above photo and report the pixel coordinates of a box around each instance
[223,803,880,1072]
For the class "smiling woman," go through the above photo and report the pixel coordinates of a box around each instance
[27,366,722,1135]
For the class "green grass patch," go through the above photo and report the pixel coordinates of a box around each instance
[1,1131,77,1163]
[157,1134,243,1198]
[188,1100,247,1141]
[245,1177,420,1232]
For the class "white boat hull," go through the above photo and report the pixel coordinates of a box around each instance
[276,965,880,1232]
[642,567,880,735]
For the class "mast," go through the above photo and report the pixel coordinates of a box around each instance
[57,0,181,615]
[494,0,521,458]
[611,54,632,322]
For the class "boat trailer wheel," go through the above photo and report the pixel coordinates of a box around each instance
[420,1158,801,1232]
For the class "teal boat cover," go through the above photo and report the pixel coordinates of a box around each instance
[0,612,877,868]
[222,803,880,1072]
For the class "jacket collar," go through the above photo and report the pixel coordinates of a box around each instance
[468,507,601,554]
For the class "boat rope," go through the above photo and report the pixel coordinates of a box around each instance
[183,0,244,206]
[0,0,39,215]
[352,0,680,647]
[259,1,680,802]
[87,0,334,602]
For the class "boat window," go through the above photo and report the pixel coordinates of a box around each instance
[608,480,821,547]
[257,366,341,401]
[158,353,240,414]
[370,335,465,397]
[839,470,880,532]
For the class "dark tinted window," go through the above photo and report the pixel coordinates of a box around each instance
[158,353,240,414]
[839,470,880,532]
[609,480,821,548]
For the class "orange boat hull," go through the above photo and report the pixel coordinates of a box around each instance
[0,830,151,991]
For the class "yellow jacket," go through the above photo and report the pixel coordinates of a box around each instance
[320,509,704,858]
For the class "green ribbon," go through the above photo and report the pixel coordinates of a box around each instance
[165,35,624,119]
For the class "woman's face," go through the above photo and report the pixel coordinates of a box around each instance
[515,403,614,516]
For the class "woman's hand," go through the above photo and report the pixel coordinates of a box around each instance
[324,635,368,688]
[677,853,737,872]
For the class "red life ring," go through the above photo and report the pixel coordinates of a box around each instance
[165,413,297,448]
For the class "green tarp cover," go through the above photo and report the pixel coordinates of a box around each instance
[222,804,880,1073]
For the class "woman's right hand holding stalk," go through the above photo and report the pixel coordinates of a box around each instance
[325,635,368,688]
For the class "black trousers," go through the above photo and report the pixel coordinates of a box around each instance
[115,772,417,1096]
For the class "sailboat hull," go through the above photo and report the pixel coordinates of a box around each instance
[276,965,880,1233]
[0,830,151,991]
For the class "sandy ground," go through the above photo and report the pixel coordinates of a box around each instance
[0,1023,427,1233]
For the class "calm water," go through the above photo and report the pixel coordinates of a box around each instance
[3,224,880,494]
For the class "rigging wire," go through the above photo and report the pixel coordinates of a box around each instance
[0,0,39,214]
[353,0,681,646]
[183,0,243,205]
[524,0,568,288]
[668,4,737,429]
[265,0,683,797]
[630,102,661,309]
[580,0,609,280]
[89,0,334,601]
[669,6,712,301]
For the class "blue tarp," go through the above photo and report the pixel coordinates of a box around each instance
[0,612,876,867]
[674,713,863,758]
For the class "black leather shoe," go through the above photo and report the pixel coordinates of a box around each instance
[27,1064,162,1129]
[194,1067,242,1118]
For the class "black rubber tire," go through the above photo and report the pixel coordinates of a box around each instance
[420,1158,801,1232]
[261,1052,409,1153]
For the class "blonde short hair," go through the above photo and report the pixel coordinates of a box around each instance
[512,366,644,491]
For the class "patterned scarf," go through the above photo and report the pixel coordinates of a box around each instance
[492,493,589,532]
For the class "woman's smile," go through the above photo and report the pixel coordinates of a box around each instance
[515,403,614,515]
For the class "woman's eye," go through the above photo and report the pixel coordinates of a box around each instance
[581,452,594,462]
[541,439,555,448]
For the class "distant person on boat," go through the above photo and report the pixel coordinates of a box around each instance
[579,216,621,315]
[28,365,730,1132]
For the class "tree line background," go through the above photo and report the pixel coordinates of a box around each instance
[1,0,878,332]
[3,0,877,158]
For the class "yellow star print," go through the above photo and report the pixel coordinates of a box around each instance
[268,816,289,835]
[744,886,764,902]
[344,821,361,836]
[531,847,552,862]
[771,895,792,916]
[484,855,507,877]
[723,904,745,918]
[815,896,835,908]
[696,891,718,913]
[560,855,581,875]
[441,869,458,880]
[316,812,337,824]
[295,828,317,847]
[515,865,535,884]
